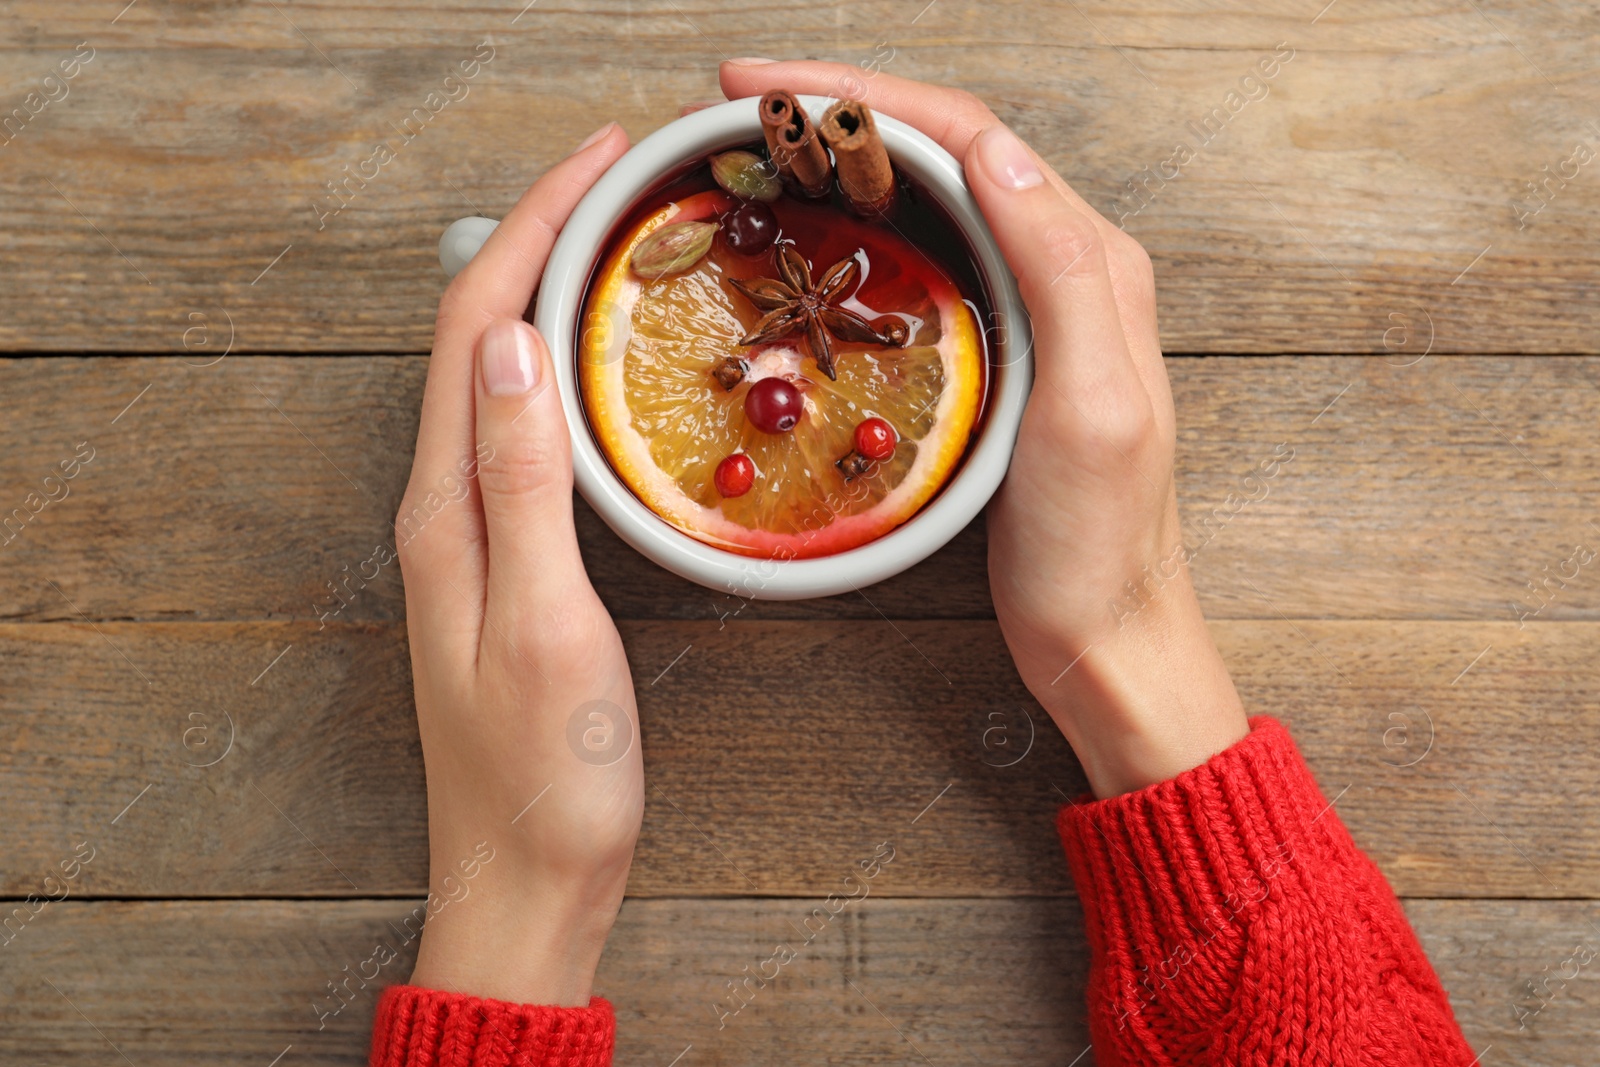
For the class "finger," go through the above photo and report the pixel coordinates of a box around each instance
[400,125,628,639]
[719,62,1164,389]
[965,124,1152,452]
[714,60,1148,288]
[678,100,720,116]
[448,121,629,329]
[471,319,591,639]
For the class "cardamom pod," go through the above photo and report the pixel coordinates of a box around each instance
[710,150,783,203]
[630,220,718,280]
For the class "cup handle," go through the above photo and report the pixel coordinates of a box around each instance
[438,216,500,279]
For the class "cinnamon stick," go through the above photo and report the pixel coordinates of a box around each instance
[820,101,895,215]
[759,91,832,199]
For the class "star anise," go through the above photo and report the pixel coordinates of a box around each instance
[730,243,906,381]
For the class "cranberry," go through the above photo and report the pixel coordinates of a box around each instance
[721,201,779,256]
[714,453,755,497]
[744,377,803,434]
[854,417,897,461]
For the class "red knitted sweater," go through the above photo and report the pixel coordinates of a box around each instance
[370,718,1477,1067]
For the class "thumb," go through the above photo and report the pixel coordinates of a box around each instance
[965,124,1142,407]
[473,318,590,623]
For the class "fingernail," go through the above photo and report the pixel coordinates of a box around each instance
[571,121,615,155]
[481,320,543,397]
[976,124,1044,190]
[726,56,777,66]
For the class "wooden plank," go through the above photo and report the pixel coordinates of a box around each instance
[0,898,1592,1066]
[0,3,1596,353]
[1404,899,1600,1061]
[3,355,1597,623]
[1,618,1594,898]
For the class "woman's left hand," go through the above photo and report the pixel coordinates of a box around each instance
[396,122,644,1006]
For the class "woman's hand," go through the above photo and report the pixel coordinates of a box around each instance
[717,61,1248,796]
[396,122,644,1005]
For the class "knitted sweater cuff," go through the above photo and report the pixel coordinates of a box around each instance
[369,985,614,1067]
[1056,717,1347,963]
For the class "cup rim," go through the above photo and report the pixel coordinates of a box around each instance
[533,94,1032,600]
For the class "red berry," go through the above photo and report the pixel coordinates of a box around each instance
[745,377,803,434]
[854,417,897,461]
[721,201,779,256]
[714,453,755,497]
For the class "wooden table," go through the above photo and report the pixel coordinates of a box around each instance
[3,3,1597,1063]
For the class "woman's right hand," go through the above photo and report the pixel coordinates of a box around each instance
[398,123,645,1007]
[717,60,1249,796]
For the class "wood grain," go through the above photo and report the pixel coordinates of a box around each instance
[3,2,1594,1061]
[1,618,1594,899]
[1,897,1592,1066]
[3,355,1597,623]
[0,3,1596,353]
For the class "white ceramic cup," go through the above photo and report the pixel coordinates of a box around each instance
[451,96,1033,600]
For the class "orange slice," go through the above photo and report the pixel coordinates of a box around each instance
[580,189,983,559]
